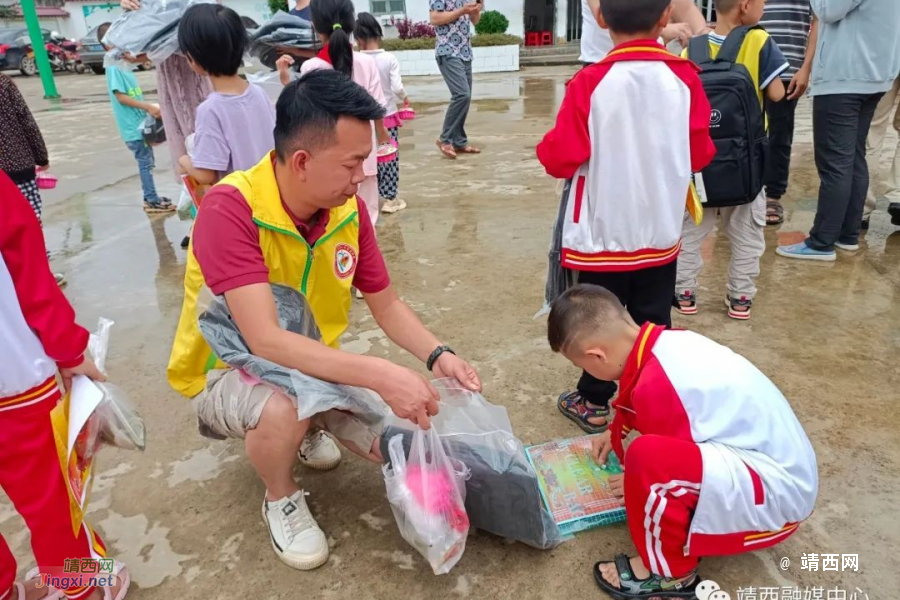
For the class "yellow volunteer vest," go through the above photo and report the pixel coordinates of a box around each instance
[167,154,360,398]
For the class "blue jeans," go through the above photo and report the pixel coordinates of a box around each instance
[125,140,159,202]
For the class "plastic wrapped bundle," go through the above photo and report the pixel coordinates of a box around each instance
[535,178,575,318]
[249,11,319,70]
[103,0,215,63]
[197,284,389,431]
[381,381,565,550]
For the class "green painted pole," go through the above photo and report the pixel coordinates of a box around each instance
[19,0,60,99]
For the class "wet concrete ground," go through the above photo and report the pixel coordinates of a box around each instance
[4,69,900,599]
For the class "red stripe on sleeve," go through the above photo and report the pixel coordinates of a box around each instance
[536,64,612,180]
[0,172,88,367]
[666,61,716,172]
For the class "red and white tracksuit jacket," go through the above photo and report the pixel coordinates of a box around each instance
[0,172,106,600]
[536,40,716,272]
[614,323,818,579]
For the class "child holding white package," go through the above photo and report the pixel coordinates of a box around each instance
[0,172,129,600]
[356,12,411,215]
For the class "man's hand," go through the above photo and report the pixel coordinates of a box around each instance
[276,54,295,86]
[786,65,810,100]
[121,0,140,10]
[59,356,106,394]
[432,352,482,392]
[375,364,441,429]
[590,430,613,466]
[662,22,694,47]
[462,2,481,15]
[608,474,624,500]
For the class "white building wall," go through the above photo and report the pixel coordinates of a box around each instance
[351,0,525,37]
[60,1,123,40]
[224,0,273,27]
[393,43,518,76]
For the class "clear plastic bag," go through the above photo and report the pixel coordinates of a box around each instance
[382,380,565,550]
[197,284,389,434]
[88,318,146,451]
[383,429,470,575]
[247,70,285,104]
[103,0,215,63]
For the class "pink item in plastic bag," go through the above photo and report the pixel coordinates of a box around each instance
[405,466,469,532]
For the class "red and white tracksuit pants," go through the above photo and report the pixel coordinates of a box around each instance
[624,434,702,579]
[0,377,106,600]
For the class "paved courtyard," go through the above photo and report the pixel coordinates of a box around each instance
[3,68,899,600]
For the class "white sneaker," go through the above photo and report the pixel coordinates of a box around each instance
[262,491,329,570]
[835,241,860,251]
[299,430,342,470]
[355,288,364,299]
[381,198,407,214]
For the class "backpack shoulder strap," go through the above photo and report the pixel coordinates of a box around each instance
[716,25,762,64]
[687,34,711,64]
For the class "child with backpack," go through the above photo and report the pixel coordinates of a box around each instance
[356,12,410,215]
[537,0,715,435]
[675,0,788,320]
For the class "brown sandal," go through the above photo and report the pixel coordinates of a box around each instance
[455,145,481,154]
[435,140,457,159]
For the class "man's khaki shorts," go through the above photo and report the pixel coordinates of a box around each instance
[194,369,382,454]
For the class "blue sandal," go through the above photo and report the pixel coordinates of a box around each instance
[557,391,610,434]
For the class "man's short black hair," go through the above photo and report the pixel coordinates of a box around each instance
[599,0,672,34]
[274,69,386,160]
[177,4,248,77]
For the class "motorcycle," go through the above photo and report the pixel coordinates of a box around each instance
[49,32,84,73]
[19,33,84,76]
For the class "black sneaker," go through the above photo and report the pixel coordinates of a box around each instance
[889,202,900,226]
[181,235,190,249]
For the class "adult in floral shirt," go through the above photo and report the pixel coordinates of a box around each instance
[430,0,483,158]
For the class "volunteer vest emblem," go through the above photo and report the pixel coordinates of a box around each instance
[334,243,357,279]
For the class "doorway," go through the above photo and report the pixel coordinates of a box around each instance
[524,0,556,44]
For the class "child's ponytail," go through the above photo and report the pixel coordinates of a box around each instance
[311,0,356,78]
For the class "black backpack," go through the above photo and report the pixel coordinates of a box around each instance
[688,26,767,207]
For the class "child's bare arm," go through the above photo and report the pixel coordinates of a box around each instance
[276,55,294,86]
[766,77,786,102]
[179,155,217,185]
[113,91,160,118]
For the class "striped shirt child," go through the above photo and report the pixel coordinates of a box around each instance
[759,0,812,80]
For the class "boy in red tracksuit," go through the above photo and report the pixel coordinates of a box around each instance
[0,172,129,600]
[535,0,715,439]
[548,284,817,599]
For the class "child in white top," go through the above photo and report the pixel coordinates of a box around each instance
[356,12,410,214]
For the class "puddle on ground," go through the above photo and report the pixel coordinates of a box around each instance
[167,443,239,488]
[341,329,389,355]
[371,550,415,571]
[99,511,195,588]
[358,510,389,532]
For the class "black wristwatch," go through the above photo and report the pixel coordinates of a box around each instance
[427,345,455,371]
